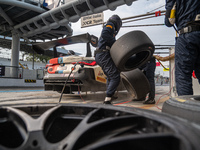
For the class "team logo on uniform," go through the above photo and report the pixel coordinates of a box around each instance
[106,25,113,29]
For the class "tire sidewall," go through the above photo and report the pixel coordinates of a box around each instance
[110,30,154,72]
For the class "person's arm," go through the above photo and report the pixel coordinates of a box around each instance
[165,0,176,27]
[101,22,116,47]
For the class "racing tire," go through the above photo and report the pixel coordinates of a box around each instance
[110,30,155,72]
[0,103,200,150]
[120,68,150,99]
[162,95,200,124]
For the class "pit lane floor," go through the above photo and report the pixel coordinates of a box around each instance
[0,85,170,112]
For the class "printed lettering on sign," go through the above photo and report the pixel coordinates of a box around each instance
[81,13,104,28]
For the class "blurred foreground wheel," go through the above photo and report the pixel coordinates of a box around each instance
[120,69,150,99]
[110,30,155,72]
[0,103,200,150]
[162,95,200,124]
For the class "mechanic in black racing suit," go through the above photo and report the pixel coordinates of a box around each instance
[136,56,156,104]
[165,0,200,96]
[95,15,122,104]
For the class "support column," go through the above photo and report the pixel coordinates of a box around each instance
[11,34,20,78]
[32,47,34,70]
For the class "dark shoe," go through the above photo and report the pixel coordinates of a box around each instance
[143,99,155,104]
[111,95,118,101]
[132,97,145,101]
[103,101,112,105]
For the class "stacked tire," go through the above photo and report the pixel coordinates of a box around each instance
[162,95,200,124]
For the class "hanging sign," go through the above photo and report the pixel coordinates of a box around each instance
[81,13,104,28]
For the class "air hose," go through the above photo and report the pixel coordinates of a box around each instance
[153,54,175,70]
[59,63,77,103]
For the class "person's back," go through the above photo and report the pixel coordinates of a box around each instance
[165,0,200,30]
[165,0,200,96]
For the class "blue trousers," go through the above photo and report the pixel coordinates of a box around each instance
[140,57,156,99]
[95,51,120,97]
[175,31,200,95]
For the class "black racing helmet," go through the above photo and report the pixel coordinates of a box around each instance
[108,15,122,34]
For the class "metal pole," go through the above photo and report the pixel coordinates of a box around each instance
[122,24,164,28]
[32,47,34,70]
[121,10,166,21]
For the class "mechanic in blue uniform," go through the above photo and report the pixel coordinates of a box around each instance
[165,0,200,96]
[139,56,156,104]
[95,15,122,104]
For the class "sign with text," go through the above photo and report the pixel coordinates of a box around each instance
[81,13,104,28]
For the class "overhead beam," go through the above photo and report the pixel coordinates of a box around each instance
[0,0,46,13]
[0,6,14,26]
[13,0,136,38]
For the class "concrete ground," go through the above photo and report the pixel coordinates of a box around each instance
[0,85,170,112]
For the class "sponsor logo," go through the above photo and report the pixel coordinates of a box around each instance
[98,71,104,76]
[96,76,106,83]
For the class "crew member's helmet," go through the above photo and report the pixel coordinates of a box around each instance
[108,15,122,34]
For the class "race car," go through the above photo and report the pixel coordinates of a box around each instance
[36,33,111,94]
[43,54,110,94]
[33,31,154,100]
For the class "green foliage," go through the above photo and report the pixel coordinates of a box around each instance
[61,46,66,50]
[25,53,51,63]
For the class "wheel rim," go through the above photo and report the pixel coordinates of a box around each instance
[0,104,199,150]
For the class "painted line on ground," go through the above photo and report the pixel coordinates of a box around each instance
[138,96,170,109]
[0,90,44,93]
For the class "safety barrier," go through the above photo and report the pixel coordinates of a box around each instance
[0,65,43,80]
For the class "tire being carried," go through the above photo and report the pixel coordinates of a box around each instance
[110,30,155,72]
[162,95,200,124]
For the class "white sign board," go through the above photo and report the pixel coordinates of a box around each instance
[81,13,104,28]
